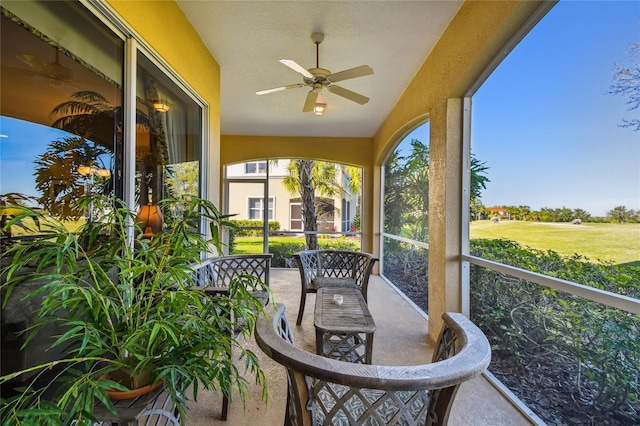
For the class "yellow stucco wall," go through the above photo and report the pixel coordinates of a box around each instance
[105,0,222,207]
[220,135,372,167]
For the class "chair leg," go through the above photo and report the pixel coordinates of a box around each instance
[296,292,306,325]
[221,394,229,420]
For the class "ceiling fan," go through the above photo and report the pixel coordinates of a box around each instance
[256,32,374,113]
[17,49,73,82]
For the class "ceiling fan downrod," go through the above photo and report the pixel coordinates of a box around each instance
[311,32,324,68]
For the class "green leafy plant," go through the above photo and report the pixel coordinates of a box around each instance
[0,194,269,424]
[469,238,640,423]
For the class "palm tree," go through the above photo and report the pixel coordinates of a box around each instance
[50,91,129,150]
[40,91,153,217]
[282,160,339,250]
[34,136,110,220]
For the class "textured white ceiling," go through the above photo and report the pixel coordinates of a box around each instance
[177,1,463,138]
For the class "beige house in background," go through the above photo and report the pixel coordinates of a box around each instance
[225,160,359,233]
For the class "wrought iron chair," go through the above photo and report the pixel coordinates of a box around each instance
[293,250,378,325]
[255,304,491,426]
[191,253,272,421]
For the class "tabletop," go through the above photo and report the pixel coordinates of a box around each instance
[314,287,376,333]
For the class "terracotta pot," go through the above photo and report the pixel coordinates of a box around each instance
[105,379,162,400]
[100,367,162,400]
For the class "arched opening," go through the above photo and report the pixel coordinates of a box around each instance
[224,158,362,267]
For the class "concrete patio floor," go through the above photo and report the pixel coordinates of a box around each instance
[185,268,534,425]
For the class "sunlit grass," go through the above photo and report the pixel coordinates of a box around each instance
[470,220,640,265]
[6,216,85,236]
[233,222,639,265]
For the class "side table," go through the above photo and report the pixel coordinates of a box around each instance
[314,287,376,364]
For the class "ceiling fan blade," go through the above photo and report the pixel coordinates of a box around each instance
[256,84,305,95]
[279,59,314,79]
[327,65,373,83]
[17,53,73,81]
[328,85,369,105]
[302,90,319,112]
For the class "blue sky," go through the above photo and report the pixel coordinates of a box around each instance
[402,1,639,217]
[0,117,71,200]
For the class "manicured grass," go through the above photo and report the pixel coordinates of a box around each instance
[233,222,639,266]
[470,220,640,266]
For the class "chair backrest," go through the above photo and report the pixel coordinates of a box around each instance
[255,304,491,426]
[192,254,272,288]
[293,250,378,290]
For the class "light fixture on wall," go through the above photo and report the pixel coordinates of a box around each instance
[313,103,326,116]
[136,202,164,237]
[77,165,92,176]
[153,101,170,113]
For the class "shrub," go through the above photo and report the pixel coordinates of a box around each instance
[229,220,280,236]
[317,239,360,251]
[470,238,640,422]
[269,242,307,267]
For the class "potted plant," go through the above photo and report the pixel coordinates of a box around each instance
[0,194,269,424]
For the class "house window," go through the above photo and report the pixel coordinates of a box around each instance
[245,161,267,174]
[290,198,335,232]
[248,197,273,220]
[290,202,302,231]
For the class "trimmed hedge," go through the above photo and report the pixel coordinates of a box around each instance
[229,220,280,237]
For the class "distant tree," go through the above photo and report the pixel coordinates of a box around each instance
[502,206,517,220]
[404,140,430,240]
[384,139,490,235]
[516,205,532,221]
[383,150,410,235]
[343,165,362,227]
[572,208,591,221]
[165,162,199,197]
[557,207,574,222]
[469,155,490,222]
[470,155,490,202]
[607,205,631,223]
[470,199,485,220]
[609,42,640,132]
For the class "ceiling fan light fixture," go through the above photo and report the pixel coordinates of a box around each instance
[313,103,326,116]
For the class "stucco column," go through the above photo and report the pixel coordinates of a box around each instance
[427,98,463,344]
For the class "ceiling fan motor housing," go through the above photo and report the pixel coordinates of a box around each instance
[304,68,331,86]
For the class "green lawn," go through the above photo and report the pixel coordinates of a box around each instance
[470,220,640,266]
[232,222,639,266]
